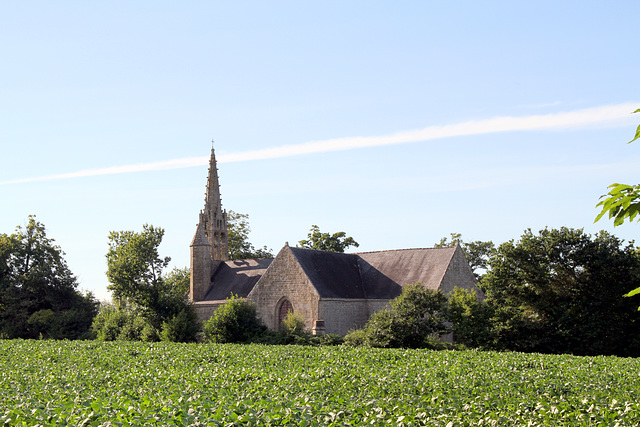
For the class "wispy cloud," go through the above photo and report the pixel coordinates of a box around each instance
[2,103,637,185]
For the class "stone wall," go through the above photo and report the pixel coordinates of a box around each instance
[439,245,484,298]
[192,300,226,322]
[190,241,212,302]
[316,298,393,335]
[318,299,369,335]
[247,245,320,330]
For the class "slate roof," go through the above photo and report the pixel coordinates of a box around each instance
[201,246,460,301]
[288,247,366,298]
[289,246,457,299]
[203,258,273,300]
[358,247,457,298]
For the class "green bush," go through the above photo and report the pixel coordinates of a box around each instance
[141,323,160,342]
[343,328,367,347]
[160,306,200,343]
[91,302,152,341]
[309,333,344,346]
[117,315,147,341]
[345,283,449,349]
[91,303,123,341]
[446,287,494,348]
[27,310,56,338]
[281,312,307,337]
[203,295,266,343]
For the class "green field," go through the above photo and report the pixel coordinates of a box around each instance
[1,340,639,426]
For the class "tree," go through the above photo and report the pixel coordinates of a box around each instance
[227,211,274,260]
[163,267,190,300]
[595,108,640,302]
[0,216,97,339]
[435,233,495,282]
[446,287,494,348]
[202,294,266,343]
[482,227,640,356]
[91,301,156,341]
[298,225,359,253]
[345,283,449,348]
[106,225,197,341]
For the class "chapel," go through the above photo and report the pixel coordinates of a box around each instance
[189,148,483,335]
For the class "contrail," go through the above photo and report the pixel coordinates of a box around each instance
[1,103,637,185]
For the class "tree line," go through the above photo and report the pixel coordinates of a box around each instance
[1,109,637,352]
[0,212,359,342]
[2,215,640,355]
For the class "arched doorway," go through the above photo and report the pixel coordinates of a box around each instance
[277,299,293,330]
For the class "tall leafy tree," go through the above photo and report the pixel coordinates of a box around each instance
[106,225,195,336]
[298,225,359,253]
[595,108,640,302]
[0,216,97,339]
[482,227,640,356]
[227,211,274,260]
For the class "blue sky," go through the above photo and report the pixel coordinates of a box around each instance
[1,1,638,300]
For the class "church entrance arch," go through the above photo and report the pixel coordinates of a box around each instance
[276,298,293,330]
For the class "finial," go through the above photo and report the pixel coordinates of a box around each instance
[211,139,215,149]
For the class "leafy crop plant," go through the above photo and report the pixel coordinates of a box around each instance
[1,340,640,425]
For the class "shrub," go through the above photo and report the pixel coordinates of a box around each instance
[91,302,151,341]
[27,310,56,338]
[346,283,449,349]
[343,328,367,347]
[160,306,200,343]
[203,294,266,343]
[446,287,494,348]
[117,315,147,341]
[91,303,126,341]
[312,333,344,346]
[281,312,307,337]
[141,323,160,342]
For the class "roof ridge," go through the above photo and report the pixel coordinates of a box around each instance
[289,245,358,256]
[354,246,456,255]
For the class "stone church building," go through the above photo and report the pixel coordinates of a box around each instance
[189,148,483,335]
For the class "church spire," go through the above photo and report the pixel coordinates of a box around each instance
[205,145,222,211]
[198,144,228,261]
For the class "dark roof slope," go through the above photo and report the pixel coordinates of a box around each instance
[203,258,273,300]
[201,246,459,302]
[357,247,456,297]
[288,247,366,298]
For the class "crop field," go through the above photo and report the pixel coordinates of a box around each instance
[1,341,639,426]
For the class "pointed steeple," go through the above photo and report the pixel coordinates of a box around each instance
[189,143,228,302]
[204,146,222,213]
[196,144,228,261]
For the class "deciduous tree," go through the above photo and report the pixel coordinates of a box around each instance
[227,211,274,260]
[106,225,197,341]
[446,287,494,348]
[299,225,359,253]
[482,227,640,356]
[595,108,640,303]
[0,216,97,339]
